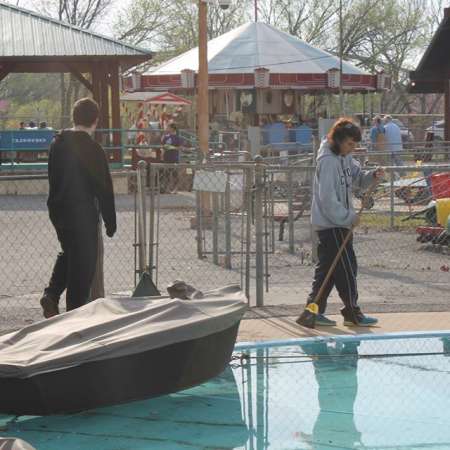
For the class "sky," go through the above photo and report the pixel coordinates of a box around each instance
[6,0,450,49]
[7,0,129,37]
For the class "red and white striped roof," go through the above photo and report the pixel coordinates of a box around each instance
[140,22,379,92]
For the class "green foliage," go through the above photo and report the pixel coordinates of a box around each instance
[0,74,61,104]
[0,74,63,129]
[2,99,61,129]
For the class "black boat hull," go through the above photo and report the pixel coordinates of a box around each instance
[0,323,240,415]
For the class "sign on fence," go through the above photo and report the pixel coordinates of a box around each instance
[193,170,244,193]
[0,130,55,150]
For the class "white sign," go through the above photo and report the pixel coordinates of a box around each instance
[193,170,227,192]
[193,170,244,193]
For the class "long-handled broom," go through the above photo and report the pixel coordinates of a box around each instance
[296,179,380,329]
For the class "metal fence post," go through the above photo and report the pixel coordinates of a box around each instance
[148,163,156,281]
[212,191,219,265]
[254,158,265,307]
[311,137,319,263]
[287,168,295,254]
[195,190,204,259]
[136,160,147,275]
[390,154,395,229]
[224,171,232,269]
[245,166,253,301]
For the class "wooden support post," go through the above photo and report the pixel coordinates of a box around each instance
[0,63,14,83]
[66,64,93,92]
[100,63,110,131]
[0,70,10,83]
[110,62,122,163]
[445,79,450,142]
[92,66,101,105]
[91,66,102,145]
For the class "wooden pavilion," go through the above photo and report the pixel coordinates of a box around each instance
[409,7,450,140]
[0,1,153,160]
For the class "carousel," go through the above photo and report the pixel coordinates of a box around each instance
[125,21,390,130]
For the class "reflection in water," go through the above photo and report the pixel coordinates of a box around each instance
[300,341,361,449]
[238,337,450,450]
[240,343,361,450]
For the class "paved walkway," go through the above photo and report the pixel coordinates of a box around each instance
[237,310,450,342]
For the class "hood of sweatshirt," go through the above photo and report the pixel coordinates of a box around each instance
[55,129,95,148]
[310,139,374,230]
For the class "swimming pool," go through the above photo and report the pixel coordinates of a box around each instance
[1,331,449,450]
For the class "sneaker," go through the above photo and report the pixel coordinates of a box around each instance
[40,294,59,319]
[315,314,337,327]
[344,315,378,327]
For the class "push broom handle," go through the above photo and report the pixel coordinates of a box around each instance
[312,179,379,305]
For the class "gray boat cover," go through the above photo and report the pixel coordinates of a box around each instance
[0,286,246,379]
[0,438,36,450]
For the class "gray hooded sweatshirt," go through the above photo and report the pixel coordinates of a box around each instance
[311,139,375,230]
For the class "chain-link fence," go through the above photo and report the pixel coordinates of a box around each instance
[231,334,450,450]
[0,172,138,331]
[145,162,254,297]
[143,155,450,316]
[1,150,450,333]
[260,160,450,319]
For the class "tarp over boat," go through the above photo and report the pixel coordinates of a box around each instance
[0,438,36,450]
[0,287,246,379]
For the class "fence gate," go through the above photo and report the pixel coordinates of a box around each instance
[145,162,253,300]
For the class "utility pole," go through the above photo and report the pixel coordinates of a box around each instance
[339,0,344,115]
[254,0,258,22]
[198,0,209,158]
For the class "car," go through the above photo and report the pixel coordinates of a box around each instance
[425,119,444,140]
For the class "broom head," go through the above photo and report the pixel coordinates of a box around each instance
[296,303,319,329]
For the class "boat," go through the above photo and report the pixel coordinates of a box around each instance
[0,437,36,450]
[4,367,249,449]
[0,286,247,415]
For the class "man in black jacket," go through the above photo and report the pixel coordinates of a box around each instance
[40,98,116,318]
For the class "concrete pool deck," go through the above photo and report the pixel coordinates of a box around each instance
[238,309,450,342]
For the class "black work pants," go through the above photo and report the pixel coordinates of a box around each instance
[45,219,98,311]
[307,228,361,321]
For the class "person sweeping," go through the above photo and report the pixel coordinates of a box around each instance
[296,118,384,328]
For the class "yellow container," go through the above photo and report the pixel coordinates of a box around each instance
[436,198,450,227]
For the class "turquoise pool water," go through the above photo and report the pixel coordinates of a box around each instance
[1,332,450,450]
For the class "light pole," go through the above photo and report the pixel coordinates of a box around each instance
[197,0,232,158]
[198,0,209,158]
[339,0,344,115]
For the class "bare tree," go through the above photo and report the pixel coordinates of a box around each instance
[113,0,251,58]
[257,0,336,46]
[111,0,444,115]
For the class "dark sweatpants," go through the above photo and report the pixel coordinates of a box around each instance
[307,228,361,322]
[44,221,98,311]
